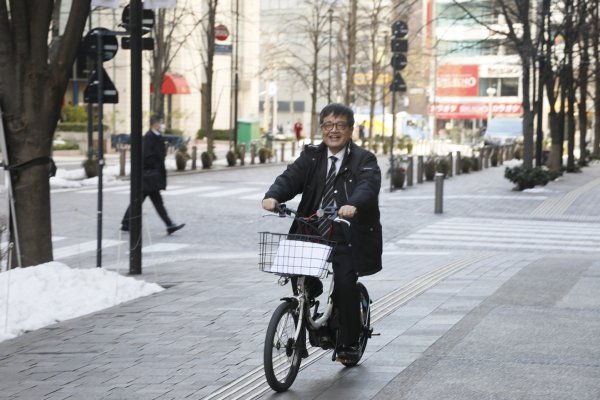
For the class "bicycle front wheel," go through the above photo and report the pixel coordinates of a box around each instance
[264,301,303,392]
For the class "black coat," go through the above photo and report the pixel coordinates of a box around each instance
[143,130,167,191]
[264,141,382,276]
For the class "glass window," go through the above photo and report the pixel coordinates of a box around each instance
[500,78,519,96]
[293,101,305,112]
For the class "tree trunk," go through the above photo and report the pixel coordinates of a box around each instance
[0,1,90,267]
[593,1,600,158]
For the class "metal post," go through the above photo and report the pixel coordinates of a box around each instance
[119,148,126,177]
[240,144,246,166]
[417,155,423,183]
[434,172,444,214]
[456,151,462,175]
[191,146,197,169]
[129,0,143,275]
[96,31,105,268]
[251,143,256,164]
[407,156,413,186]
[233,0,240,148]
[389,90,396,192]
[327,8,333,103]
[447,152,453,177]
[281,142,285,162]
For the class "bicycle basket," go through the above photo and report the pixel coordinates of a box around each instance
[258,232,335,278]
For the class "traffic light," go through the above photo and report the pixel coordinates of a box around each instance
[390,20,408,92]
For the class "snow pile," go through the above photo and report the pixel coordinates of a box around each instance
[0,262,164,343]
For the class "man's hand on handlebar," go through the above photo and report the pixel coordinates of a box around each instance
[262,198,279,212]
[338,205,357,219]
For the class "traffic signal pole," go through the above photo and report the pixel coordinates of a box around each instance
[129,0,143,275]
[96,31,105,268]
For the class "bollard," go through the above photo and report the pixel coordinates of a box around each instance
[292,141,296,158]
[407,156,414,187]
[191,146,197,170]
[119,148,126,177]
[456,151,462,175]
[483,147,489,168]
[447,152,453,178]
[434,172,444,214]
[417,155,423,184]
[281,142,285,162]
[239,144,246,166]
[499,146,504,165]
[250,143,256,164]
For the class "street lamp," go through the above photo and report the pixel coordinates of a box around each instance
[486,86,497,122]
[328,8,333,104]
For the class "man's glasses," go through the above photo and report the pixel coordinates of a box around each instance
[321,122,349,131]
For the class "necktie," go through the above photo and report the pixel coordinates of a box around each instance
[318,156,337,237]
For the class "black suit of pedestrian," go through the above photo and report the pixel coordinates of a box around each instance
[122,129,173,228]
[264,141,382,345]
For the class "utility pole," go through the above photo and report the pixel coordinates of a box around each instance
[328,8,333,104]
[129,0,143,275]
[345,0,357,105]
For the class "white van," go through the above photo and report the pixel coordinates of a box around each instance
[483,118,523,145]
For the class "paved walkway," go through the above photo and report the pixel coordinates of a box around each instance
[1,158,600,399]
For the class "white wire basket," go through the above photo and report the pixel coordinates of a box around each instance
[259,232,335,279]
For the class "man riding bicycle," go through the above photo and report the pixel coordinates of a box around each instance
[262,103,382,362]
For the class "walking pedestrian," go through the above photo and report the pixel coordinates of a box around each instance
[120,114,185,235]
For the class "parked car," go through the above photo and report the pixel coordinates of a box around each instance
[483,118,523,145]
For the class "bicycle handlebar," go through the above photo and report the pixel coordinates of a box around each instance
[269,203,350,227]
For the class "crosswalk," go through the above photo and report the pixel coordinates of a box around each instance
[395,217,600,253]
[59,183,275,202]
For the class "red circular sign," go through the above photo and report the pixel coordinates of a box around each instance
[215,24,229,41]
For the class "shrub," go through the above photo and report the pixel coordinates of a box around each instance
[436,157,450,177]
[196,128,231,141]
[56,122,108,132]
[53,142,79,151]
[504,165,562,191]
[461,157,472,173]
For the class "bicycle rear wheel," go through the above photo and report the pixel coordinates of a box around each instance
[264,301,303,392]
[342,282,371,367]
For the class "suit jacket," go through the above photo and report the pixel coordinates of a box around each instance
[143,129,167,191]
[264,141,382,276]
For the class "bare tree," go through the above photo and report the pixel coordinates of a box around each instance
[0,1,90,267]
[284,0,333,141]
[149,1,200,121]
[593,0,600,158]
[355,0,389,148]
[192,0,219,158]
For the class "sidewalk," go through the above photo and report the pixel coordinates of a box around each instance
[1,159,600,399]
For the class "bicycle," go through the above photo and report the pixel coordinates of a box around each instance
[259,204,373,392]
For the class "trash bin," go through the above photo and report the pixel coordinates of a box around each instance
[237,119,260,148]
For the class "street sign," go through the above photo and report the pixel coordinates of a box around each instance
[83,28,118,61]
[392,20,408,37]
[121,36,154,50]
[390,71,407,92]
[391,53,407,70]
[215,24,229,41]
[84,68,119,104]
[122,5,155,32]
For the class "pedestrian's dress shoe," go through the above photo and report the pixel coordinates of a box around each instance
[167,223,185,235]
[336,343,360,362]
